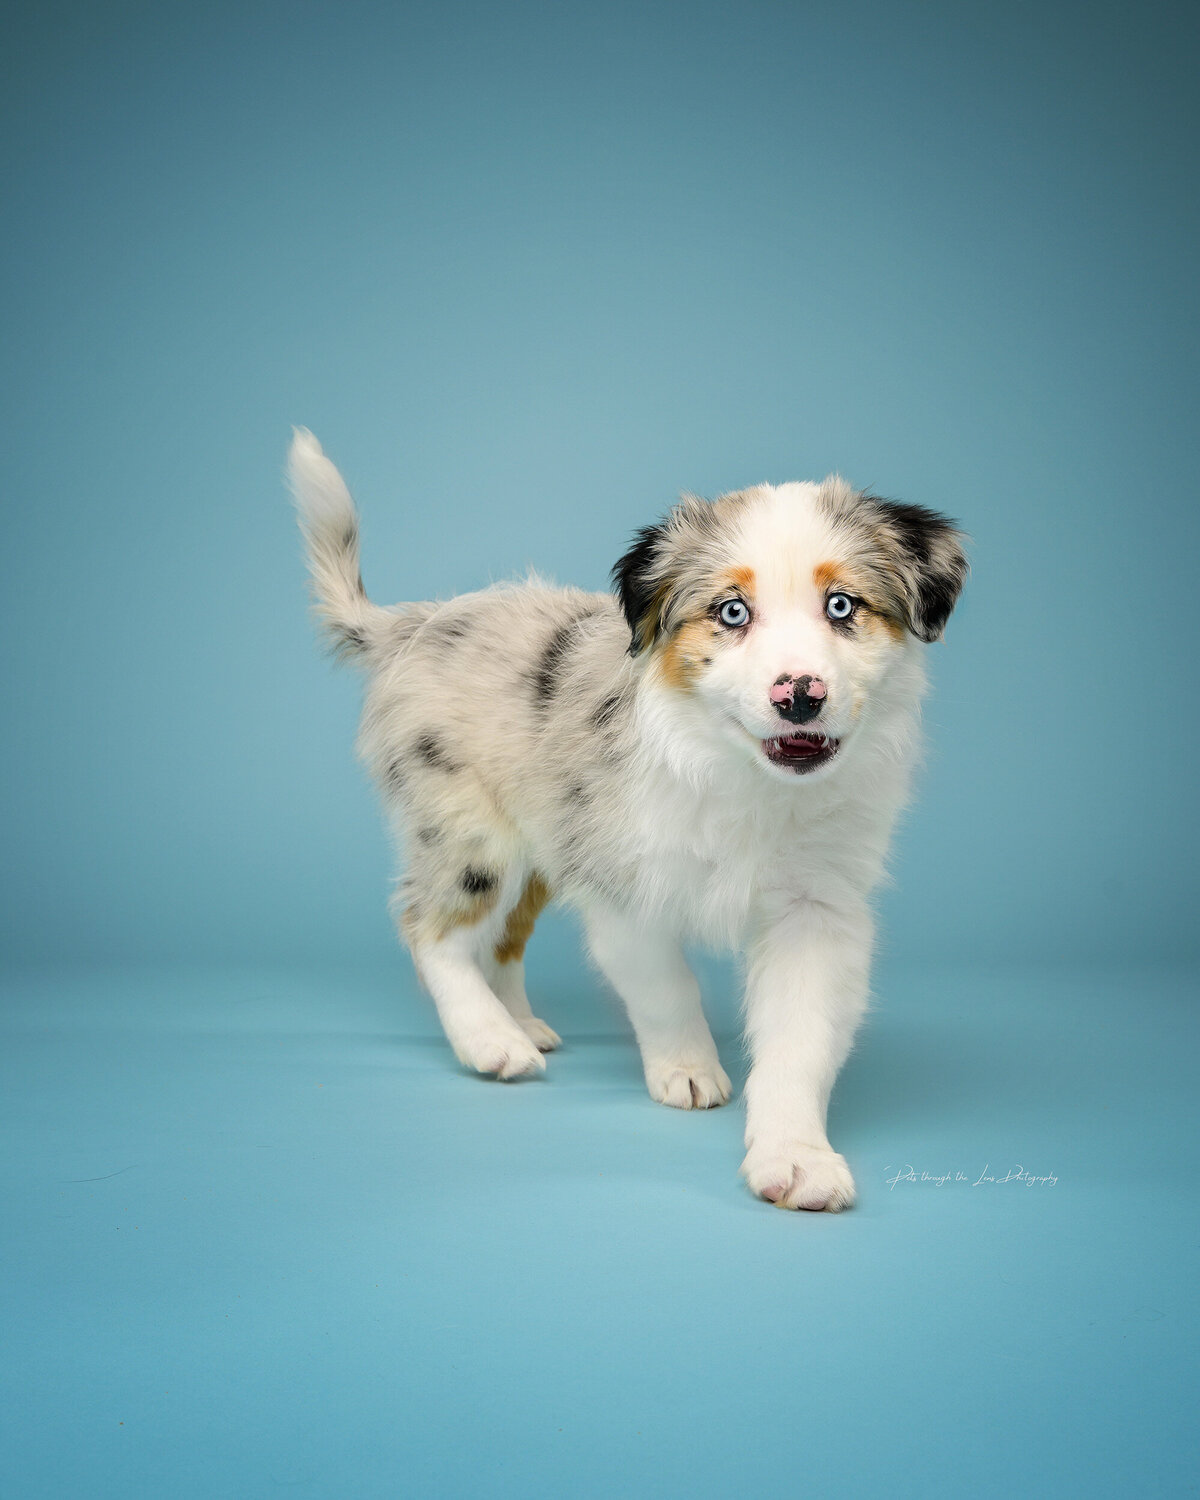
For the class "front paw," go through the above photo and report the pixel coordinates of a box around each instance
[741,1141,856,1212]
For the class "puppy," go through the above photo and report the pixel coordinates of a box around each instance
[287,430,967,1211]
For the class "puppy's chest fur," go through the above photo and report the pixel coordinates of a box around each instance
[616,778,801,942]
[604,755,890,944]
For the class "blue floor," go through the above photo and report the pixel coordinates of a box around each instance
[3,962,1196,1498]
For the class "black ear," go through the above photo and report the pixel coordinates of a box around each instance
[611,521,670,654]
[871,499,969,642]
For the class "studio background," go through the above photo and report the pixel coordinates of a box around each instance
[2,3,1196,1497]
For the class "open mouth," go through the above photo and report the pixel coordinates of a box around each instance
[762,731,840,774]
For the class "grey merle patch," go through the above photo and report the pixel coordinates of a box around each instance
[531,612,598,706]
[421,614,472,645]
[414,732,459,773]
[592,692,626,731]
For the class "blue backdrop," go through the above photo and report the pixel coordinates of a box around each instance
[3,0,1196,972]
[3,4,1197,1498]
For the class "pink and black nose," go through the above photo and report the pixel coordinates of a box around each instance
[770,674,827,725]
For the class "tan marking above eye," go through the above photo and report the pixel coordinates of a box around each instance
[814,561,842,594]
[725,565,756,596]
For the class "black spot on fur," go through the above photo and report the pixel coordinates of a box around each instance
[593,692,625,731]
[461,867,498,896]
[414,732,458,773]
[532,624,576,703]
[611,522,671,654]
[422,614,470,644]
[564,780,589,805]
[336,625,367,653]
[383,756,407,796]
[531,611,598,705]
[415,825,442,845]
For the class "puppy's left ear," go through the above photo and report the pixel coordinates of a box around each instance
[872,499,969,642]
[611,521,671,654]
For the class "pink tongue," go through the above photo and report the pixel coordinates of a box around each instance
[779,735,822,755]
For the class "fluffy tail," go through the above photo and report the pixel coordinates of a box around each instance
[287,428,394,662]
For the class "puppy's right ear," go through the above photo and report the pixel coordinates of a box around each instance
[611,521,670,655]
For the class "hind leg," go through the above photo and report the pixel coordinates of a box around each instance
[398,848,547,1081]
[484,873,560,1052]
[485,955,561,1052]
[407,919,547,1080]
[383,741,552,1078]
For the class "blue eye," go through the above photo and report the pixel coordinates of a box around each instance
[717,598,750,628]
[826,593,855,622]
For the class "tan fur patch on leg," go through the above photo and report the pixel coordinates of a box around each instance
[399,887,501,947]
[436,892,500,938]
[493,874,551,964]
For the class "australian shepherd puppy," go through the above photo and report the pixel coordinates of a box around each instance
[288,429,967,1211]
